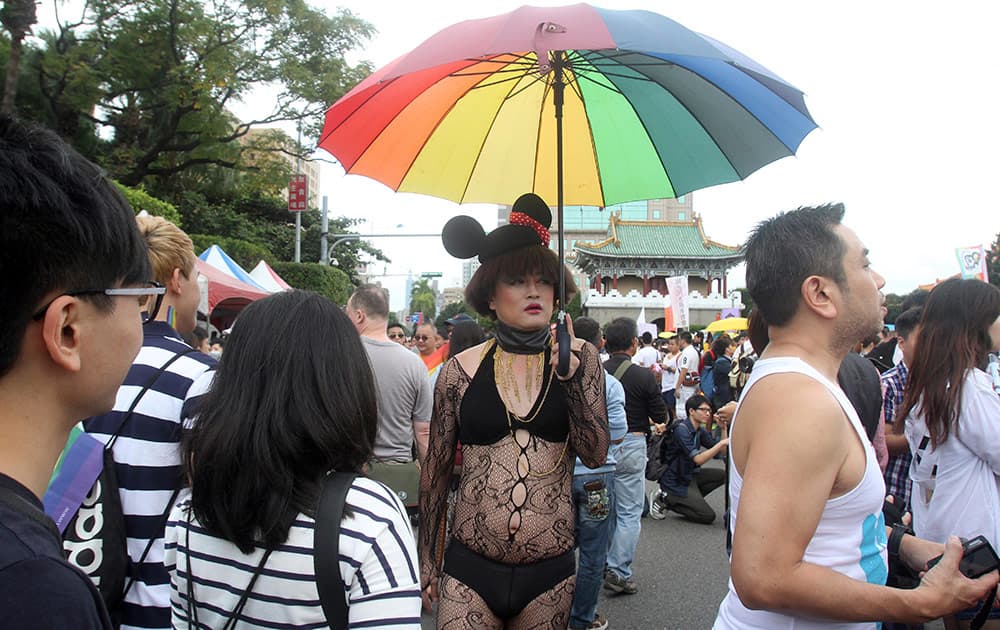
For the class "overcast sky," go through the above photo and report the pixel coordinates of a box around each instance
[38,1,1000,311]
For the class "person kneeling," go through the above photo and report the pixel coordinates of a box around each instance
[650,395,728,523]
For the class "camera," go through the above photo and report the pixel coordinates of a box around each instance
[925,535,1000,579]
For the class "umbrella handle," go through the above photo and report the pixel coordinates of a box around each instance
[556,311,571,377]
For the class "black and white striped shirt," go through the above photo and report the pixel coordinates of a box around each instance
[83,322,216,629]
[163,477,421,629]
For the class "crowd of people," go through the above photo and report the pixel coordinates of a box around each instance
[2,114,1000,630]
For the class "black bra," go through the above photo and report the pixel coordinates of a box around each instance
[459,343,569,445]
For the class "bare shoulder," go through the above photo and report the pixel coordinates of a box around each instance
[734,373,850,470]
[454,340,492,378]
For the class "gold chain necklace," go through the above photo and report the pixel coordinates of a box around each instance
[491,342,552,423]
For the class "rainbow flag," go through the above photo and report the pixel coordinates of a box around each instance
[43,424,105,534]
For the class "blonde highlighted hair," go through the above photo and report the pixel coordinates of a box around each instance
[136,215,196,285]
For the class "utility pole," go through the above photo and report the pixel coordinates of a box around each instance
[294,122,302,263]
[320,196,329,265]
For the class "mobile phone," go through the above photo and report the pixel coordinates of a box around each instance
[925,535,1000,579]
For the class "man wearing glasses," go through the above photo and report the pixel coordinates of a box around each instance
[82,215,216,630]
[0,116,155,628]
[649,394,729,524]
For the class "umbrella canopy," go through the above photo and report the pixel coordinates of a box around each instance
[249,260,293,293]
[319,3,817,207]
[704,316,748,333]
[199,245,269,291]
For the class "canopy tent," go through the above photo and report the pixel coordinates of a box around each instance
[195,259,269,332]
[249,260,292,293]
[199,245,269,291]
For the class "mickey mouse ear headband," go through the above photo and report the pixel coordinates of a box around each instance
[442,193,553,262]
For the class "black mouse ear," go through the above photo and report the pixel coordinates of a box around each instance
[511,193,552,229]
[441,215,486,259]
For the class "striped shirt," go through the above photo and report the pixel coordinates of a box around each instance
[163,477,421,629]
[83,322,216,630]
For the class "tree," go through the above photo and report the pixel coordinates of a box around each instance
[0,0,36,114]
[410,278,437,321]
[24,0,373,189]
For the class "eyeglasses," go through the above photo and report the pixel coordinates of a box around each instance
[413,335,431,342]
[694,406,713,413]
[32,281,166,324]
[388,332,406,339]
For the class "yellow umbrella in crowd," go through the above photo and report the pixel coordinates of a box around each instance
[704,317,748,333]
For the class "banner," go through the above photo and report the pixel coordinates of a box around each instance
[665,275,690,329]
[956,245,988,282]
[44,425,105,534]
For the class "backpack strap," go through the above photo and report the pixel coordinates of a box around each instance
[315,472,358,630]
[107,347,198,448]
[612,359,632,382]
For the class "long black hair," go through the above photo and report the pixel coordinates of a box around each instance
[183,290,378,553]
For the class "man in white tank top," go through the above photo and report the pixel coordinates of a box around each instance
[715,204,997,629]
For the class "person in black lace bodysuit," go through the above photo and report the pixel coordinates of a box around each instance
[420,194,609,629]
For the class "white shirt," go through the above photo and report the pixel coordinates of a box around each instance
[633,345,659,368]
[676,345,700,391]
[661,352,679,392]
[906,368,1000,549]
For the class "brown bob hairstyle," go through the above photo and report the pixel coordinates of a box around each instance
[465,244,577,319]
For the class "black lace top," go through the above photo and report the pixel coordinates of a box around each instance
[418,340,609,588]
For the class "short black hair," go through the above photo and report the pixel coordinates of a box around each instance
[465,244,577,318]
[894,307,923,340]
[573,316,602,348]
[678,331,693,345]
[0,116,150,378]
[183,290,378,553]
[745,203,847,326]
[348,283,389,319]
[604,317,637,353]
[640,331,653,345]
[685,393,712,415]
[387,322,407,335]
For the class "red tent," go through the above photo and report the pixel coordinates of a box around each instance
[196,259,269,331]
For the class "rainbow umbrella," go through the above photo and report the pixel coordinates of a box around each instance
[318,3,817,324]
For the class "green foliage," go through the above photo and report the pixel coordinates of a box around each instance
[883,293,905,324]
[409,278,437,321]
[12,0,373,188]
[435,301,468,327]
[270,262,352,305]
[189,234,276,270]
[116,183,183,225]
[564,292,582,320]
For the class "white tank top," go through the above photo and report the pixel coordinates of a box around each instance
[714,357,888,630]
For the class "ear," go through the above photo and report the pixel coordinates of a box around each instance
[167,268,184,295]
[40,297,84,373]
[800,275,838,320]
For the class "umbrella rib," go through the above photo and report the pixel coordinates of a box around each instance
[468,72,537,92]
[457,64,527,204]
[502,70,550,101]
[576,49,679,199]
[565,51,607,207]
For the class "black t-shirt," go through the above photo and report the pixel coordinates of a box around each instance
[0,473,112,630]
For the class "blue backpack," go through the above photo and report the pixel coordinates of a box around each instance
[699,355,716,401]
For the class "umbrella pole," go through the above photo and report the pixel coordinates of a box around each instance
[553,51,571,376]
